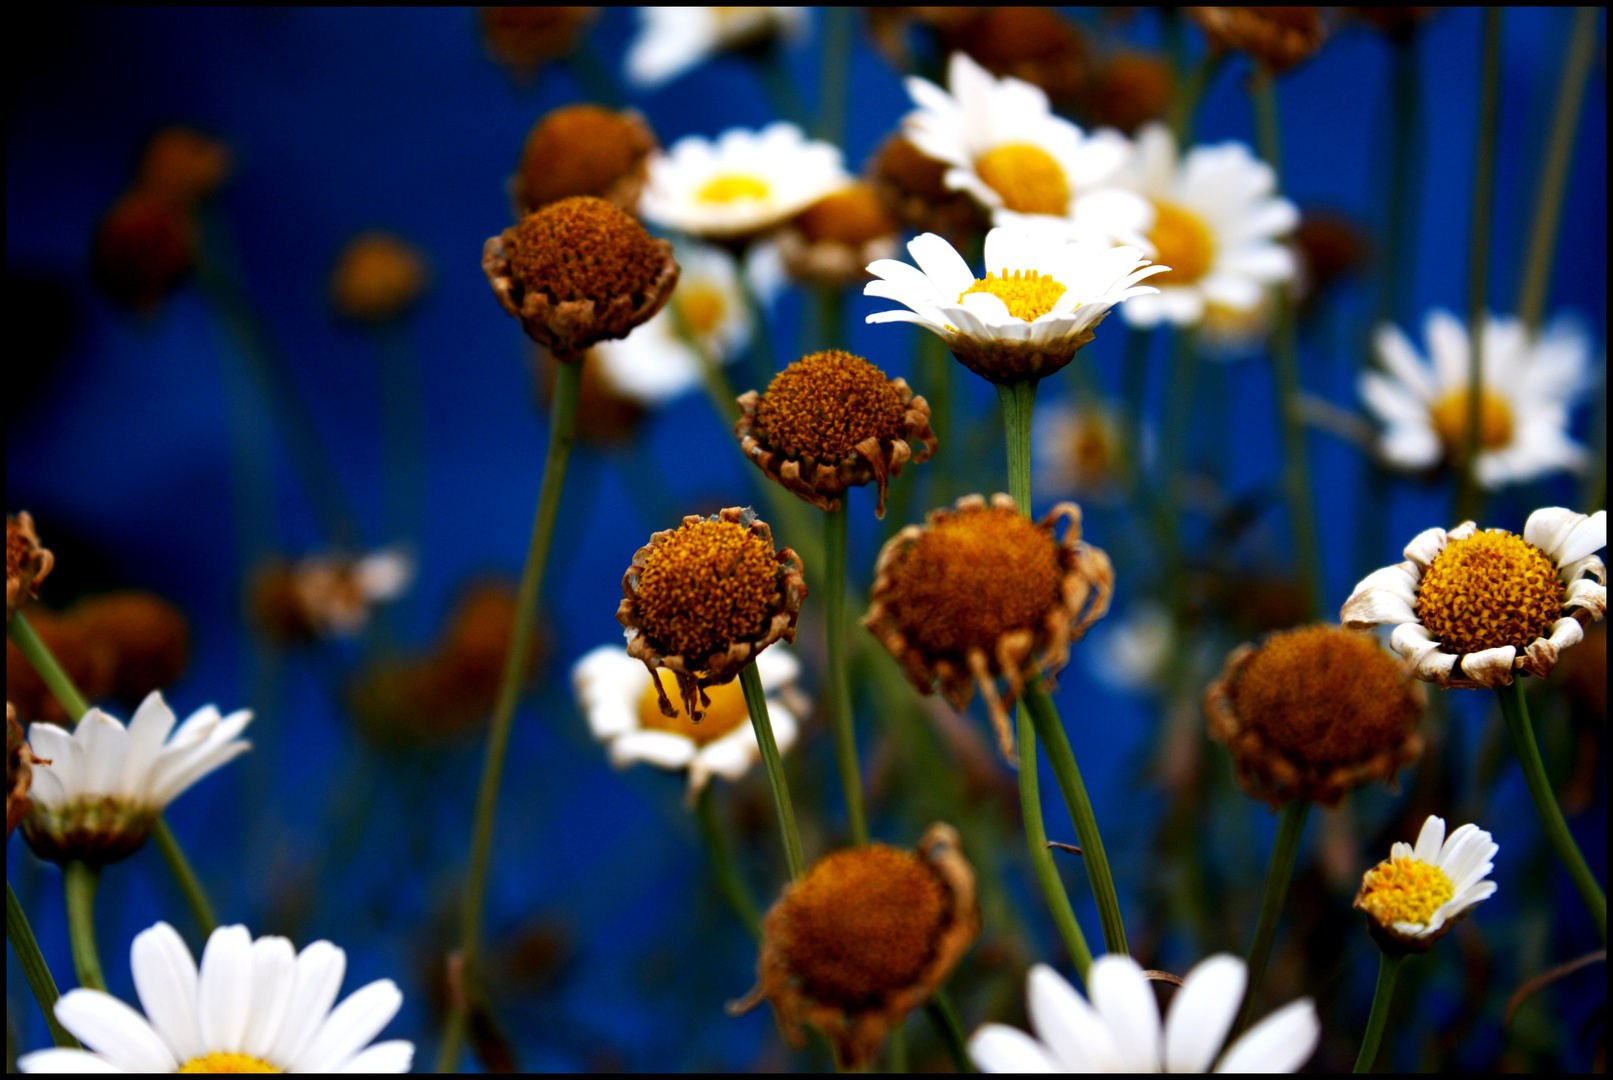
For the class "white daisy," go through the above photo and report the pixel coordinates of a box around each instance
[969,954,1319,1073]
[1340,507,1606,688]
[864,226,1164,383]
[1094,123,1298,329]
[639,122,851,241]
[624,7,808,90]
[572,643,803,800]
[18,921,412,1073]
[1360,309,1591,488]
[23,692,251,865]
[294,546,415,638]
[592,242,752,406]
[1033,399,1129,500]
[1353,815,1497,953]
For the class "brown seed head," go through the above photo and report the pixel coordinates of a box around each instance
[93,189,197,311]
[330,231,430,323]
[1084,53,1174,133]
[506,197,662,304]
[634,519,782,663]
[868,134,988,244]
[137,127,231,205]
[940,7,1089,104]
[74,592,190,705]
[794,185,897,249]
[7,513,54,624]
[1415,530,1562,656]
[481,6,596,79]
[756,351,910,464]
[514,105,657,216]
[1187,7,1327,74]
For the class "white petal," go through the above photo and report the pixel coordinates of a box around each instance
[1026,963,1121,1072]
[694,730,759,782]
[17,1048,126,1073]
[1214,998,1319,1073]
[753,646,800,691]
[241,936,298,1060]
[130,921,203,1063]
[1165,954,1245,1073]
[1088,955,1162,1071]
[337,1039,415,1073]
[607,730,696,771]
[1373,323,1436,400]
[1522,507,1585,561]
[28,724,82,800]
[78,712,129,797]
[1412,816,1446,863]
[906,233,977,298]
[294,980,403,1072]
[968,1024,1060,1073]
[1403,526,1450,567]
[120,693,177,798]
[1554,510,1607,566]
[53,990,177,1072]
[197,925,254,1053]
[266,941,346,1067]
[1458,646,1516,685]
[1338,582,1417,630]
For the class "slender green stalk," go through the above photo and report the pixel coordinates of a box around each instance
[824,504,868,845]
[63,861,105,992]
[1353,952,1406,1072]
[1497,679,1606,940]
[1017,708,1094,982]
[7,882,79,1047]
[811,286,845,354]
[996,379,1039,512]
[816,6,852,147]
[740,660,806,881]
[150,818,217,936]
[1374,31,1421,331]
[375,323,426,590]
[8,613,90,721]
[1168,49,1225,144]
[926,989,974,1073]
[436,360,582,1072]
[1234,799,1311,1036]
[754,41,811,130]
[1021,682,1127,955]
[694,783,762,939]
[888,1024,908,1072]
[918,332,955,511]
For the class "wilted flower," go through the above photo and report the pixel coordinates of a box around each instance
[1354,815,1496,955]
[136,126,231,205]
[1187,7,1328,75]
[92,189,197,312]
[867,133,989,244]
[934,7,1090,106]
[511,104,657,216]
[252,547,414,643]
[773,182,900,287]
[6,512,53,623]
[7,702,38,838]
[480,6,596,81]
[329,231,430,323]
[1083,52,1175,134]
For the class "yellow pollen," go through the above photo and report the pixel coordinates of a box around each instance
[697,174,771,204]
[1429,389,1514,457]
[177,1053,281,1073]
[676,284,726,338]
[638,669,750,744]
[634,519,781,662]
[973,142,1070,215]
[1146,200,1215,285]
[959,269,1067,322]
[1415,529,1563,656]
[1357,855,1455,928]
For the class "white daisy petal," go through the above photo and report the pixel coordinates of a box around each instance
[907,233,977,298]
[119,693,178,798]
[1088,955,1163,1071]
[17,1048,127,1073]
[1412,816,1446,863]
[1458,646,1516,685]
[130,921,204,1063]
[296,980,404,1073]
[337,1039,415,1073]
[267,941,347,1067]
[53,989,178,1072]
[1027,964,1122,1072]
[198,925,254,1053]
[241,936,298,1060]
[1214,998,1319,1073]
[608,730,697,771]
[969,1023,1061,1073]
[1165,954,1246,1073]
[1554,510,1607,566]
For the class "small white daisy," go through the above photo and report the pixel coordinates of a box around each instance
[572,643,803,800]
[24,692,251,864]
[1360,309,1591,487]
[1341,507,1606,688]
[639,123,851,241]
[624,7,808,90]
[864,226,1164,383]
[295,546,415,639]
[969,954,1319,1073]
[1354,815,1497,952]
[18,921,412,1073]
[1033,398,1129,500]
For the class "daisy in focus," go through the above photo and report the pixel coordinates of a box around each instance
[969,954,1319,1073]
[625,7,807,90]
[18,921,412,1073]
[1354,815,1497,953]
[23,691,251,865]
[1360,310,1591,487]
[1341,507,1606,688]
[639,123,851,242]
[864,226,1164,383]
[573,642,804,799]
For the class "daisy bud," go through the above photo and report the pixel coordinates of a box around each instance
[1354,815,1497,956]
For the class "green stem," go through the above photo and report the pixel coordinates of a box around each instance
[8,613,91,721]
[1234,799,1311,1036]
[1374,31,1421,331]
[888,1024,908,1072]
[150,817,217,936]
[740,660,806,881]
[694,783,762,940]
[1168,49,1225,144]
[996,378,1039,512]
[1353,951,1406,1073]
[811,286,845,354]
[63,861,105,992]
[1017,707,1094,982]
[816,6,852,147]
[926,989,974,1073]
[1497,679,1606,940]
[1021,682,1127,955]
[436,359,582,1072]
[7,882,79,1047]
[824,505,868,845]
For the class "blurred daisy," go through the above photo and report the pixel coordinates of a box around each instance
[1360,310,1591,487]
[1341,507,1606,688]
[969,954,1319,1072]
[1105,123,1298,329]
[1033,399,1128,500]
[23,691,251,865]
[1354,815,1497,953]
[253,546,415,643]
[640,123,851,241]
[865,226,1163,383]
[18,921,411,1073]
[573,643,803,799]
[625,7,807,89]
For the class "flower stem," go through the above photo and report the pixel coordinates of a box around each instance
[7,612,91,721]
[740,659,806,882]
[63,861,105,992]
[996,378,1039,513]
[150,818,217,936]
[695,784,762,939]
[1353,951,1406,1073]
[1234,798,1311,1036]
[1017,707,1094,982]
[1497,679,1606,941]
[1021,681,1127,955]
[6,881,79,1047]
[926,989,974,1074]
[437,359,581,1072]
[824,504,868,845]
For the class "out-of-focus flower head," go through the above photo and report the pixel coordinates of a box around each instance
[480,6,596,82]
[1291,207,1368,304]
[6,512,53,623]
[625,7,808,89]
[329,231,431,323]
[1187,7,1328,75]
[1082,52,1175,134]
[136,126,231,206]
[92,189,198,312]
[772,182,901,287]
[252,546,414,643]
[933,7,1090,107]
[1033,398,1128,501]
[1354,815,1496,955]
[867,133,990,245]
[511,104,658,217]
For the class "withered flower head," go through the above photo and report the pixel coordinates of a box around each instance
[1204,624,1425,807]
[1292,209,1367,302]
[137,126,231,205]
[483,195,678,361]
[512,104,657,217]
[863,494,1112,762]
[329,231,431,323]
[938,7,1090,105]
[735,350,937,518]
[617,508,807,721]
[735,823,979,1069]
[73,592,190,705]
[868,133,988,244]
[1187,7,1327,75]
[92,189,197,311]
[775,183,900,287]
[8,702,40,839]
[1084,52,1175,133]
[251,548,414,643]
[480,6,596,80]
[7,513,54,623]
[5,609,117,725]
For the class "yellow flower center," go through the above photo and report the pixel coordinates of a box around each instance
[1357,855,1455,928]
[754,350,908,462]
[637,669,751,745]
[1146,200,1216,285]
[1415,529,1563,655]
[959,270,1067,322]
[177,1053,281,1073]
[1429,389,1515,457]
[634,519,781,663]
[697,174,771,204]
[675,283,726,339]
[973,142,1070,216]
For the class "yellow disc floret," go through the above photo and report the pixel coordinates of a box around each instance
[973,142,1070,216]
[1415,530,1563,655]
[1429,389,1515,458]
[1357,855,1455,928]
[754,350,909,462]
[674,283,727,339]
[638,669,750,743]
[698,174,771,204]
[178,1053,281,1073]
[634,520,781,662]
[1146,201,1215,285]
[959,269,1068,322]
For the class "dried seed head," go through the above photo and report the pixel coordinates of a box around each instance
[940,7,1089,105]
[480,6,596,80]
[137,126,231,205]
[506,196,664,304]
[755,351,910,464]
[1414,530,1562,656]
[1187,6,1327,74]
[793,184,896,249]
[93,189,197,311]
[868,134,988,243]
[1085,53,1175,133]
[514,104,657,215]
[634,519,782,664]
[329,231,430,323]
